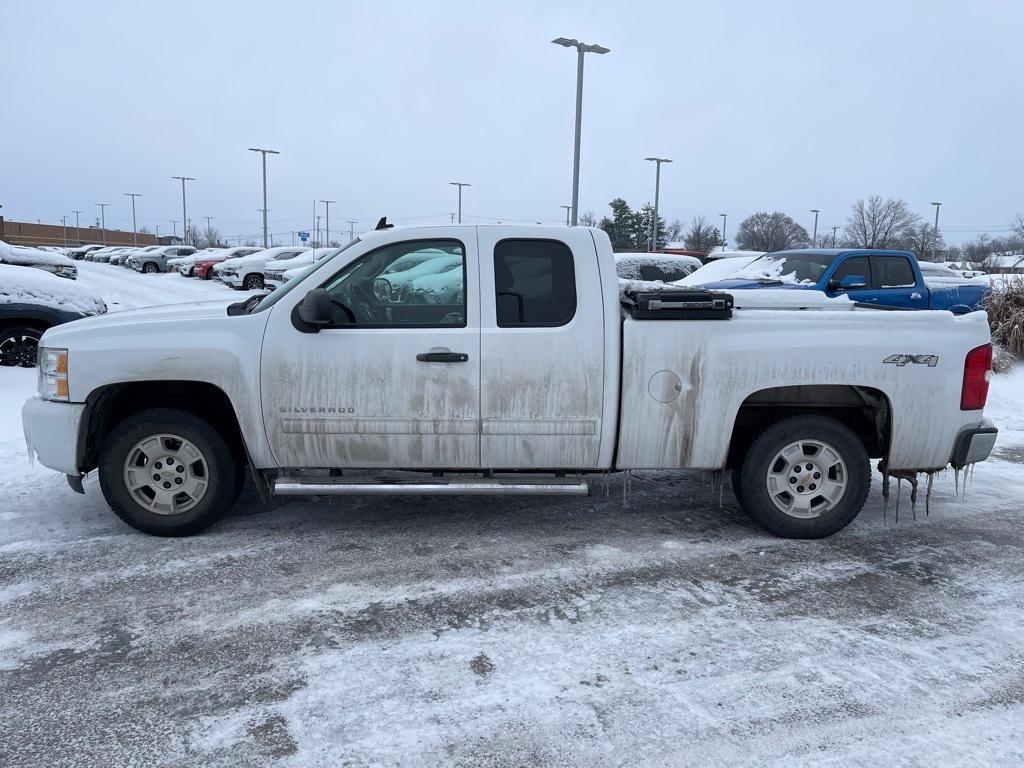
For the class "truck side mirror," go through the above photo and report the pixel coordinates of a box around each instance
[297,288,334,329]
[830,274,868,291]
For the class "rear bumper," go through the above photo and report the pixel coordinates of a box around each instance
[22,397,85,475]
[950,420,998,468]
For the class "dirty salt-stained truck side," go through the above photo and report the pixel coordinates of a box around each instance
[23,225,998,539]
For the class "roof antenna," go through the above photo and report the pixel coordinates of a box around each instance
[375,216,393,230]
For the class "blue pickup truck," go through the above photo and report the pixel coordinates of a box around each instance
[700,249,988,313]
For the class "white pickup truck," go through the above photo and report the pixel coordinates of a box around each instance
[22,224,998,538]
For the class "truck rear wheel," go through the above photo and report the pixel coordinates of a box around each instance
[738,415,870,539]
[99,408,241,536]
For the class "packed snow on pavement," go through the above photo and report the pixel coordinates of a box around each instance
[1,262,1022,766]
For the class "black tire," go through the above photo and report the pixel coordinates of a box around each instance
[0,326,45,367]
[738,414,870,539]
[243,273,264,290]
[98,408,241,536]
[730,469,746,510]
[143,262,159,274]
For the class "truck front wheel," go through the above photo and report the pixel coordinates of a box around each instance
[738,415,870,539]
[99,408,241,536]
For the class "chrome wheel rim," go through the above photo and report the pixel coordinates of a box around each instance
[122,433,209,515]
[765,439,847,518]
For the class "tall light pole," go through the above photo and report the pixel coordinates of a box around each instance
[203,216,214,246]
[155,225,161,242]
[930,201,942,261]
[561,204,572,225]
[552,37,610,226]
[644,157,672,251]
[719,213,728,250]
[95,202,110,245]
[170,220,178,241]
[831,225,839,247]
[124,193,142,246]
[810,209,820,247]
[320,200,335,246]
[171,177,194,245]
[348,220,357,242]
[61,215,68,248]
[248,148,279,248]
[72,210,83,245]
[449,182,470,223]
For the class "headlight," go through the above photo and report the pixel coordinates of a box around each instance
[39,348,69,401]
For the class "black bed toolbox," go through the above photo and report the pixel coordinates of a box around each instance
[623,289,734,320]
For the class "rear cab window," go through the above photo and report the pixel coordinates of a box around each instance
[493,239,576,327]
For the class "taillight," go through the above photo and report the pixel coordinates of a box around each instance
[961,344,992,410]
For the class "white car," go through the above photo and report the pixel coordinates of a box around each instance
[264,247,344,289]
[214,246,310,290]
[0,240,78,279]
[21,224,998,540]
[191,247,264,280]
[168,248,220,276]
[614,252,702,282]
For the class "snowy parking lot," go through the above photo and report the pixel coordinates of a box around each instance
[1,263,1022,766]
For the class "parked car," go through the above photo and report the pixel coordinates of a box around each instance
[614,252,703,282]
[88,246,133,263]
[698,249,990,313]
[130,245,197,273]
[191,247,263,280]
[214,246,309,290]
[0,240,78,279]
[369,249,463,302]
[67,244,104,261]
[264,247,343,289]
[0,264,106,366]
[168,248,221,276]
[118,246,162,268]
[22,225,997,539]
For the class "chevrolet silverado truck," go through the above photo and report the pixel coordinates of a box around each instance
[22,225,998,538]
[700,248,989,313]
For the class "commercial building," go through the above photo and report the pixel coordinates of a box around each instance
[0,217,159,248]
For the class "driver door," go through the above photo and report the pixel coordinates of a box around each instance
[260,232,481,469]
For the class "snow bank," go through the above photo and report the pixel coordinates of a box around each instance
[0,264,106,314]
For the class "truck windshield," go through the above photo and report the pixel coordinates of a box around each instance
[732,252,837,285]
[250,239,360,313]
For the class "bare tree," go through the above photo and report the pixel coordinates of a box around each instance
[202,226,222,249]
[184,223,202,248]
[1011,213,1024,240]
[682,216,721,253]
[843,196,920,249]
[904,221,946,261]
[735,212,810,252]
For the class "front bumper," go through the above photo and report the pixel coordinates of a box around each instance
[220,273,243,288]
[264,274,286,289]
[950,420,998,468]
[22,397,85,475]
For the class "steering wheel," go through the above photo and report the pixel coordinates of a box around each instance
[329,300,357,324]
[350,281,388,324]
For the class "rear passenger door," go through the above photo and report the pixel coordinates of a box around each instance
[477,228,607,469]
[868,255,927,309]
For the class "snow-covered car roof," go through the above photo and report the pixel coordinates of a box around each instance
[266,247,343,273]
[227,246,310,266]
[704,249,766,260]
[0,263,105,314]
[679,253,762,285]
[1,241,76,269]
[614,253,702,281]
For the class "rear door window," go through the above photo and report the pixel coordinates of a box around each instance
[493,239,576,327]
[874,256,916,288]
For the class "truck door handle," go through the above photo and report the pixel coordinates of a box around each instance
[910,292,922,300]
[416,351,469,363]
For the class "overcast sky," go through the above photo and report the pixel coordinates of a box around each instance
[3,0,1022,244]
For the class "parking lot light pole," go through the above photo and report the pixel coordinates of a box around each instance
[320,200,335,246]
[171,177,194,245]
[551,37,609,226]
[831,225,839,247]
[248,148,279,248]
[719,213,728,250]
[810,209,820,247]
[644,157,672,251]
[931,202,942,261]
[348,220,357,242]
[61,216,68,248]
[449,182,470,223]
[72,210,83,246]
[561,205,572,225]
[124,193,142,246]
[95,203,110,245]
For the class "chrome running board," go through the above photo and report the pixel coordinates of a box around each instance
[273,476,589,496]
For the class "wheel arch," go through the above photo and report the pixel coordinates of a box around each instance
[727,384,891,468]
[78,380,248,476]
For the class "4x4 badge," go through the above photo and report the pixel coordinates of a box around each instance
[883,354,939,368]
